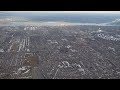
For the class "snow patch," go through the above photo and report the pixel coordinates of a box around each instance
[0,49,4,52]
[16,66,31,75]
[47,40,58,44]
[66,45,72,49]
[70,49,77,52]
[108,47,115,51]
[61,38,68,41]
[26,49,30,52]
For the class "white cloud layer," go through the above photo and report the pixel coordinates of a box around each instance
[0,11,120,14]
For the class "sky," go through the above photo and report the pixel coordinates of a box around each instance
[1,11,120,14]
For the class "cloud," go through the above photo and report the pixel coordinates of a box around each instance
[0,11,120,14]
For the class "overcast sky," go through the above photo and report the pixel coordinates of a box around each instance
[1,11,120,14]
